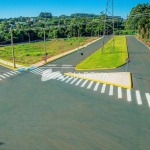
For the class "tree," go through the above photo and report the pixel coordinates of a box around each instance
[126,3,150,39]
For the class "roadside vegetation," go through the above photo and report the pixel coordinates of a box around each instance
[0,37,98,66]
[126,3,150,41]
[76,36,128,70]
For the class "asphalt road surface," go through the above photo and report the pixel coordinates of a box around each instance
[0,36,150,150]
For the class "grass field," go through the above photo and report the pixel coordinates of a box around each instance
[0,37,98,66]
[76,36,128,70]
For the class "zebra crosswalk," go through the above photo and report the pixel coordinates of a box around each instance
[0,70,20,81]
[30,68,150,109]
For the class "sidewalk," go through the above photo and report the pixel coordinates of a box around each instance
[0,59,23,69]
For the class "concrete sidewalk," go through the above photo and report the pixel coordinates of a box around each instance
[65,72,132,89]
[0,59,23,69]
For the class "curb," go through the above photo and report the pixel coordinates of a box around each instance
[0,62,18,70]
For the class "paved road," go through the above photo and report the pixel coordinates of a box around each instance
[0,36,150,150]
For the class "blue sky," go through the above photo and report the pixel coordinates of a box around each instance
[0,0,149,19]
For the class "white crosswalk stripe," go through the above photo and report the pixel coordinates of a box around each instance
[101,84,106,93]
[145,93,150,108]
[42,71,52,77]
[135,90,142,105]
[61,76,69,81]
[127,89,132,102]
[3,74,10,77]
[31,68,43,72]
[57,75,66,80]
[46,72,60,78]
[93,82,100,91]
[70,78,78,84]
[118,87,122,98]
[75,78,83,86]
[87,81,94,89]
[81,80,88,87]
[10,71,18,74]
[0,75,6,78]
[65,77,73,83]
[31,69,43,75]
[53,74,62,79]
[109,85,113,96]
[7,72,14,76]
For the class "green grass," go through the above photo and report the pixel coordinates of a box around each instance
[0,37,98,66]
[76,36,128,70]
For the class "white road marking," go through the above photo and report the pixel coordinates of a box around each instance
[53,74,62,79]
[61,76,69,81]
[31,70,42,74]
[135,90,142,105]
[101,84,106,93]
[70,78,78,84]
[127,89,132,102]
[31,68,43,72]
[65,77,73,83]
[75,78,83,86]
[46,72,59,78]
[81,80,88,87]
[7,72,14,76]
[57,75,65,80]
[10,71,17,74]
[3,74,10,77]
[0,75,6,78]
[31,69,43,75]
[93,82,100,91]
[87,81,94,89]
[145,93,150,108]
[30,68,41,72]
[118,87,122,98]
[109,85,113,96]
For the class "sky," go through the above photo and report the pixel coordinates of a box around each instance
[0,0,149,19]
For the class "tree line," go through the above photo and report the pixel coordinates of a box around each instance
[125,3,150,40]
[0,3,149,44]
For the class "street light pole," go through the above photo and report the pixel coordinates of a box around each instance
[10,28,16,68]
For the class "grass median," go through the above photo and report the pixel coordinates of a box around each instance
[76,36,128,70]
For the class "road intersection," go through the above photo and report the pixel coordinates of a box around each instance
[0,36,150,150]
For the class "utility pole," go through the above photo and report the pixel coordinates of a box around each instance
[44,29,47,62]
[10,28,16,68]
[78,29,80,50]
